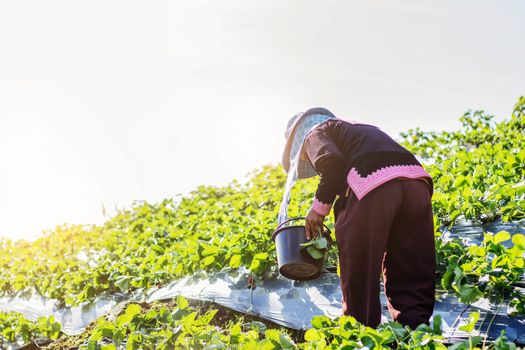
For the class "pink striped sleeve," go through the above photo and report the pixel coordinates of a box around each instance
[311,197,332,216]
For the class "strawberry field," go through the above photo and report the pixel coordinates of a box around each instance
[0,97,524,349]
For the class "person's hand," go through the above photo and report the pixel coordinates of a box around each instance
[305,208,325,240]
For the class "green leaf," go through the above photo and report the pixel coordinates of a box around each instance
[203,255,215,266]
[87,340,98,350]
[448,337,483,350]
[115,275,133,292]
[126,303,142,316]
[84,285,96,299]
[359,334,377,349]
[2,327,15,342]
[515,258,524,269]
[493,330,516,350]
[278,333,296,349]
[247,321,267,333]
[264,329,282,342]
[176,295,189,309]
[230,323,242,336]
[458,285,483,304]
[310,315,333,329]
[249,258,265,274]
[254,252,268,260]
[126,332,143,350]
[299,241,314,248]
[229,254,243,269]
[202,245,219,256]
[313,237,328,250]
[384,322,409,341]
[512,234,525,250]
[441,267,454,290]
[459,312,480,333]
[494,231,511,244]
[117,303,142,327]
[306,245,325,259]
[100,326,114,339]
[432,315,443,335]
[304,328,321,341]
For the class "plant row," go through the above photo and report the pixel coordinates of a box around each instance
[49,296,517,350]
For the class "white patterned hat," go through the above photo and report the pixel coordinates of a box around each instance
[282,108,336,179]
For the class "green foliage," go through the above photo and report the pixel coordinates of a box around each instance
[300,236,329,259]
[459,312,480,333]
[436,230,525,307]
[77,298,518,350]
[83,296,299,350]
[400,97,525,226]
[0,224,115,307]
[301,314,448,350]
[0,311,61,345]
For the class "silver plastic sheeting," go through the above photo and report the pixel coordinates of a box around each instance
[146,269,525,344]
[446,219,525,246]
[0,294,124,336]
[434,292,525,344]
[147,268,352,329]
[1,269,525,348]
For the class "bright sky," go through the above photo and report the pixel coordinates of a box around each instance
[0,1,524,241]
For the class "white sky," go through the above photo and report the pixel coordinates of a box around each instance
[0,1,524,240]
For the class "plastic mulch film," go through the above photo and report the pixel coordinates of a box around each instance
[0,294,124,335]
[446,219,525,247]
[3,268,525,348]
[146,269,525,344]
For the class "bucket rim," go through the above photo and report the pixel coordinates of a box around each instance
[271,217,332,242]
[271,224,305,242]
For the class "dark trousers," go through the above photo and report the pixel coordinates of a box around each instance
[333,178,435,329]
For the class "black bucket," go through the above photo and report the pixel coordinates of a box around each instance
[271,217,333,281]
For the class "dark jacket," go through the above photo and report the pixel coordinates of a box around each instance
[304,119,432,208]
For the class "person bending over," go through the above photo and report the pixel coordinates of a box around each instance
[281,107,435,329]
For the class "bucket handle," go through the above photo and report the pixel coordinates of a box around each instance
[272,217,333,243]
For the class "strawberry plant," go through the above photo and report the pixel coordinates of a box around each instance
[0,311,61,345]
[82,296,298,350]
[437,231,525,305]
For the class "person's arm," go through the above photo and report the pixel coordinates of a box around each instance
[303,124,347,239]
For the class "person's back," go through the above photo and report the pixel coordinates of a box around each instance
[318,120,411,157]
